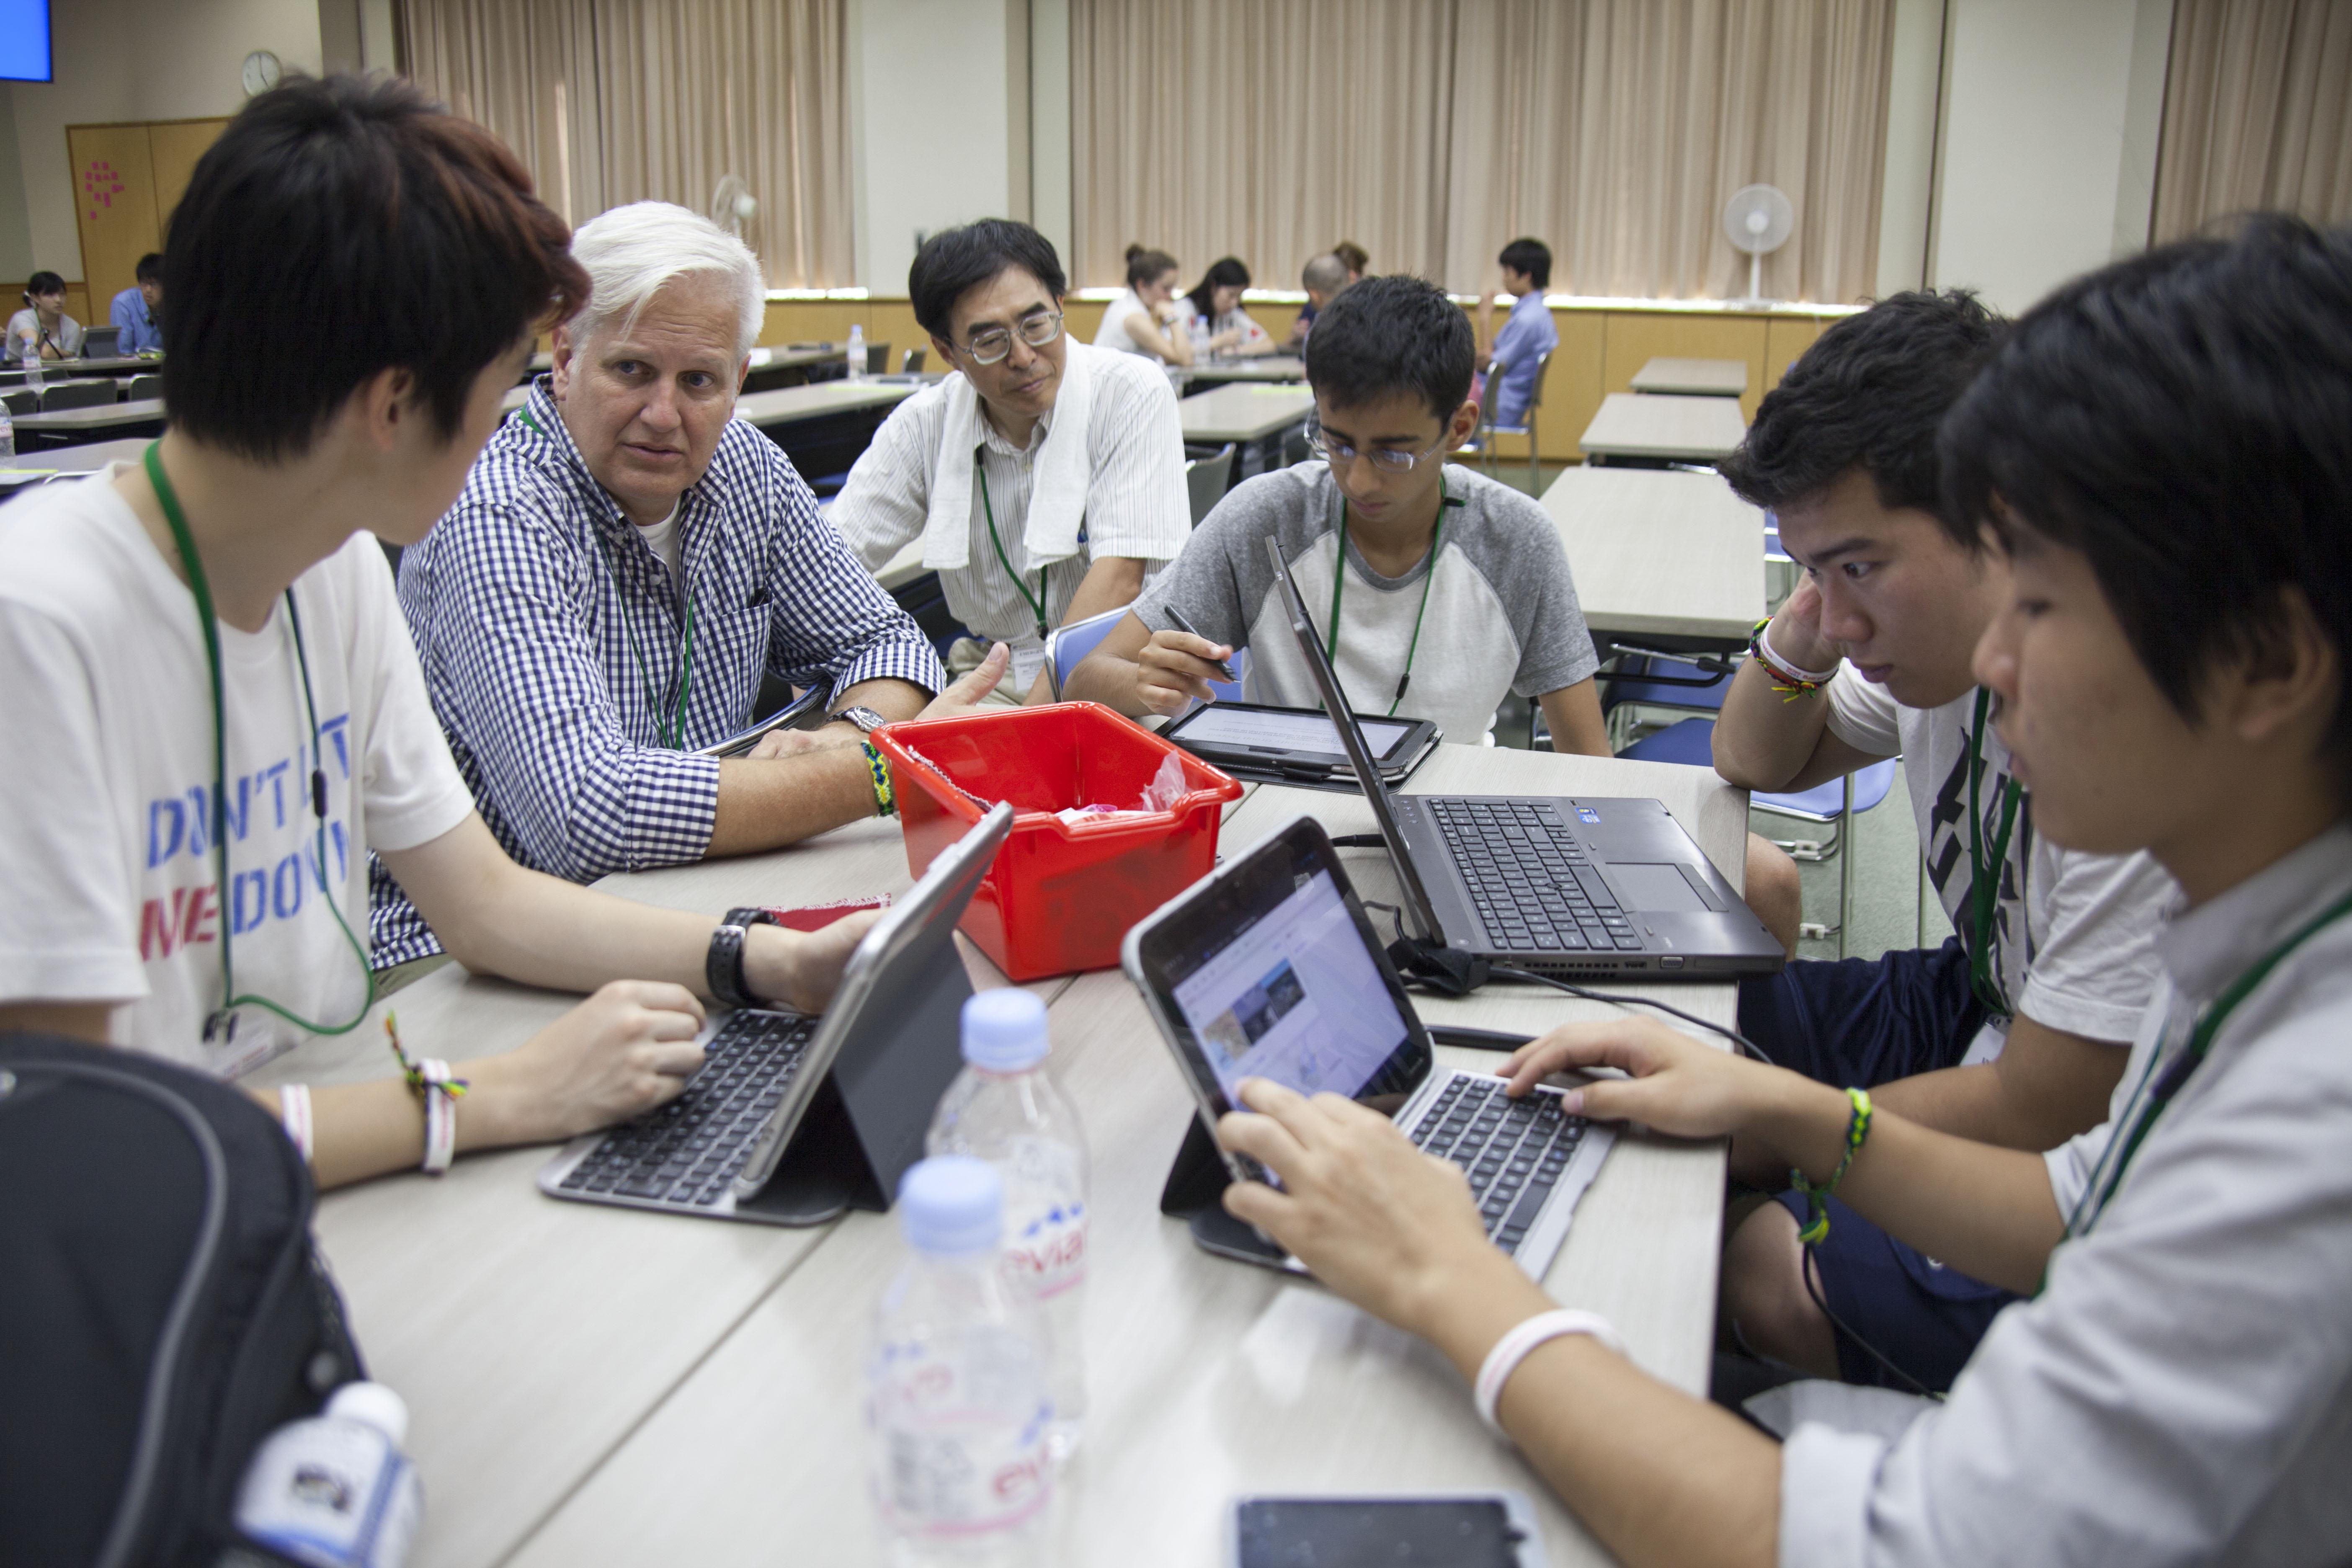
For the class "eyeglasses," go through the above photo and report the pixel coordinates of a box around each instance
[1307,413,1451,475]
[964,311,1064,365]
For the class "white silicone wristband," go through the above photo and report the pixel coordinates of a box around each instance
[1473,1308,1629,1436]
[279,1084,313,1165]
[1762,622,1842,685]
[420,1060,458,1175]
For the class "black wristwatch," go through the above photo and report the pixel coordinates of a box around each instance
[832,705,890,735]
[704,923,759,1010]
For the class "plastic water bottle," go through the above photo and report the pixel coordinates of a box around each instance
[869,1156,1054,1567]
[847,322,867,383]
[22,343,41,391]
[927,989,1088,1460]
[234,1381,421,1568]
[0,400,14,463]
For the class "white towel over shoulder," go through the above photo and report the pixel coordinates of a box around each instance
[918,340,1099,570]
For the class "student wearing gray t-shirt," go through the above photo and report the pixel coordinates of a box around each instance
[1067,274,1609,753]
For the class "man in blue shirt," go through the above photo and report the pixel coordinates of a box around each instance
[1477,237,1557,430]
[110,253,165,353]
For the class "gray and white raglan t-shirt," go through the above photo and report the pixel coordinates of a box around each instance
[1130,462,1599,743]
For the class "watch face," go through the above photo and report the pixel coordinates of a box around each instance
[243,50,282,96]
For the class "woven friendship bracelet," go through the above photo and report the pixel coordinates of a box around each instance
[385,1012,468,1176]
[1788,1087,1874,1244]
[278,1084,314,1165]
[1748,618,1839,703]
[862,740,896,818]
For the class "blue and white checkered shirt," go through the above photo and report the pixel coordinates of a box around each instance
[369,379,944,965]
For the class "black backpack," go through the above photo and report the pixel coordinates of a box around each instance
[0,1031,369,1568]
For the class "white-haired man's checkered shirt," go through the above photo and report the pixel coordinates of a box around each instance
[368,378,944,966]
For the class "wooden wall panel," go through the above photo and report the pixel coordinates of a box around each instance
[147,118,232,244]
[67,125,160,323]
[1599,313,1772,423]
[1763,316,1833,399]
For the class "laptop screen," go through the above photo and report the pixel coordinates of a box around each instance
[1131,814,1430,1117]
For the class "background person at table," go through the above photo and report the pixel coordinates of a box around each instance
[1213,217,2352,1567]
[7,270,82,360]
[1182,256,1277,358]
[1093,243,1195,365]
[833,219,1190,705]
[1068,273,1609,754]
[1333,240,1369,284]
[1475,238,1556,430]
[372,201,985,971]
[1283,251,1353,352]
[1708,290,2174,1395]
[111,252,165,354]
[0,75,880,1192]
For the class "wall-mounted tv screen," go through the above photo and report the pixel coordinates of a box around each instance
[0,0,53,83]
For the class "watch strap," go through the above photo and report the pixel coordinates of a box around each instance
[705,923,758,1009]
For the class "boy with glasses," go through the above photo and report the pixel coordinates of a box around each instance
[1071,273,1611,755]
[833,219,1190,704]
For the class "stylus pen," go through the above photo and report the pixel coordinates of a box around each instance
[1162,606,1238,683]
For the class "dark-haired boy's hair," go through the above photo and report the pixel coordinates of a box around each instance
[1304,274,1474,423]
[164,73,585,462]
[1943,216,2352,786]
[909,220,1067,340]
[134,253,163,283]
[1717,290,2004,526]
[1498,237,1551,289]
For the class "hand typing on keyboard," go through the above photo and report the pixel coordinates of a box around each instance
[473,980,708,1145]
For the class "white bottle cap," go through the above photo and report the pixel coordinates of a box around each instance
[960,988,1049,1073]
[325,1381,410,1448]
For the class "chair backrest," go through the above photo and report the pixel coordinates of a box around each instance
[1044,607,1129,700]
[126,374,163,401]
[1280,427,1312,467]
[1527,347,1553,410]
[900,347,925,374]
[40,380,117,413]
[866,341,891,375]
[1,387,34,417]
[1186,442,1235,524]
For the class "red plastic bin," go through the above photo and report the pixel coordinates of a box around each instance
[870,702,1243,980]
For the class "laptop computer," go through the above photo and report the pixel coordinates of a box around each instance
[539,802,1013,1224]
[1261,535,1784,980]
[78,325,121,359]
[1124,812,1615,1277]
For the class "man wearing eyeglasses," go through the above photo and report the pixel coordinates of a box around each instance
[832,219,1190,703]
[1067,274,1613,758]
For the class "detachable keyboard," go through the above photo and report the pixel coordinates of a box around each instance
[1429,799,1644,954]
[554,1009,818,1210]
[1406,1076,1589,1254]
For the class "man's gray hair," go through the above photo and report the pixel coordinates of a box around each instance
[566,201,764,357]
[1302,253,1350,295]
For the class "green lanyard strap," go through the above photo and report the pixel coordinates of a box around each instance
[2064,881,2352,1245]
[1965,689,2025,1017]
[144,441,374,1043]
[1324,476,1457,717]
[978,464,1051,642]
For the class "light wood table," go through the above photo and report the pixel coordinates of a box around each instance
[1542,465,1765,650]
[1630,357,1748,398]
[1181,354,1308,388]
[51,353,162,378]
[10,395,165,448]
[505,745,1742,1568]
[1180,383,1316,480]
[1577,392,1746,465]
[0,435,152,498]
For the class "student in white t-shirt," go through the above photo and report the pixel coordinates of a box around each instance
[1180,256,1277,359]
[1092,244,1194,365]
[0,76,877,1191]
[1708,290,2176,1394]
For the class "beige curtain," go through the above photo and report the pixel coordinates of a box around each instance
[1070,0,1460,294]
[1070,0,1893,302]
[2151,0,2352,245]
[400,0,851,289]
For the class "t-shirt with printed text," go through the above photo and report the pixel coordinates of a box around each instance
[0,469,475,1077]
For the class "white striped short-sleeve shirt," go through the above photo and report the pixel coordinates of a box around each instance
[829,343,1191,662]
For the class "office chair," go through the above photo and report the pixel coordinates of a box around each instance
[1619,716,1898,958]
[900,348,926,374]
[1,388,34,418]
[1477,348,1552,492]
[1185,443,1235,524]
[126,373,164,402]
[865,341,891,376]
[38,380,116,413]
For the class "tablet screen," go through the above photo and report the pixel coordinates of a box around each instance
[1177,706,1416,761]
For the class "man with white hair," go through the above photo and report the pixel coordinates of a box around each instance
[371,201,992,969]
[831,219,1189,702]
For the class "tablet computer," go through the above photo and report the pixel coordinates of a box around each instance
[1162,700,1439,790]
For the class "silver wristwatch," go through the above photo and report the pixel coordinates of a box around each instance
[833,705,890,735]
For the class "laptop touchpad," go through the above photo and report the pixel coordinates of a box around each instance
[1609,863,1711,913]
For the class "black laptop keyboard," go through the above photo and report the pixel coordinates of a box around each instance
[1429,799,1644,953]
[554,1010,819,1210]
[1407,1076,1589,1254]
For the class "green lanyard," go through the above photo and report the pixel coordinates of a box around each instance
[1325,477,1458,717]
[2063,881,2352,1246]
[978,464,1051,642]
[1965,689,2025,1016]
[144,442,375,1044]
[521,406,698,749]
